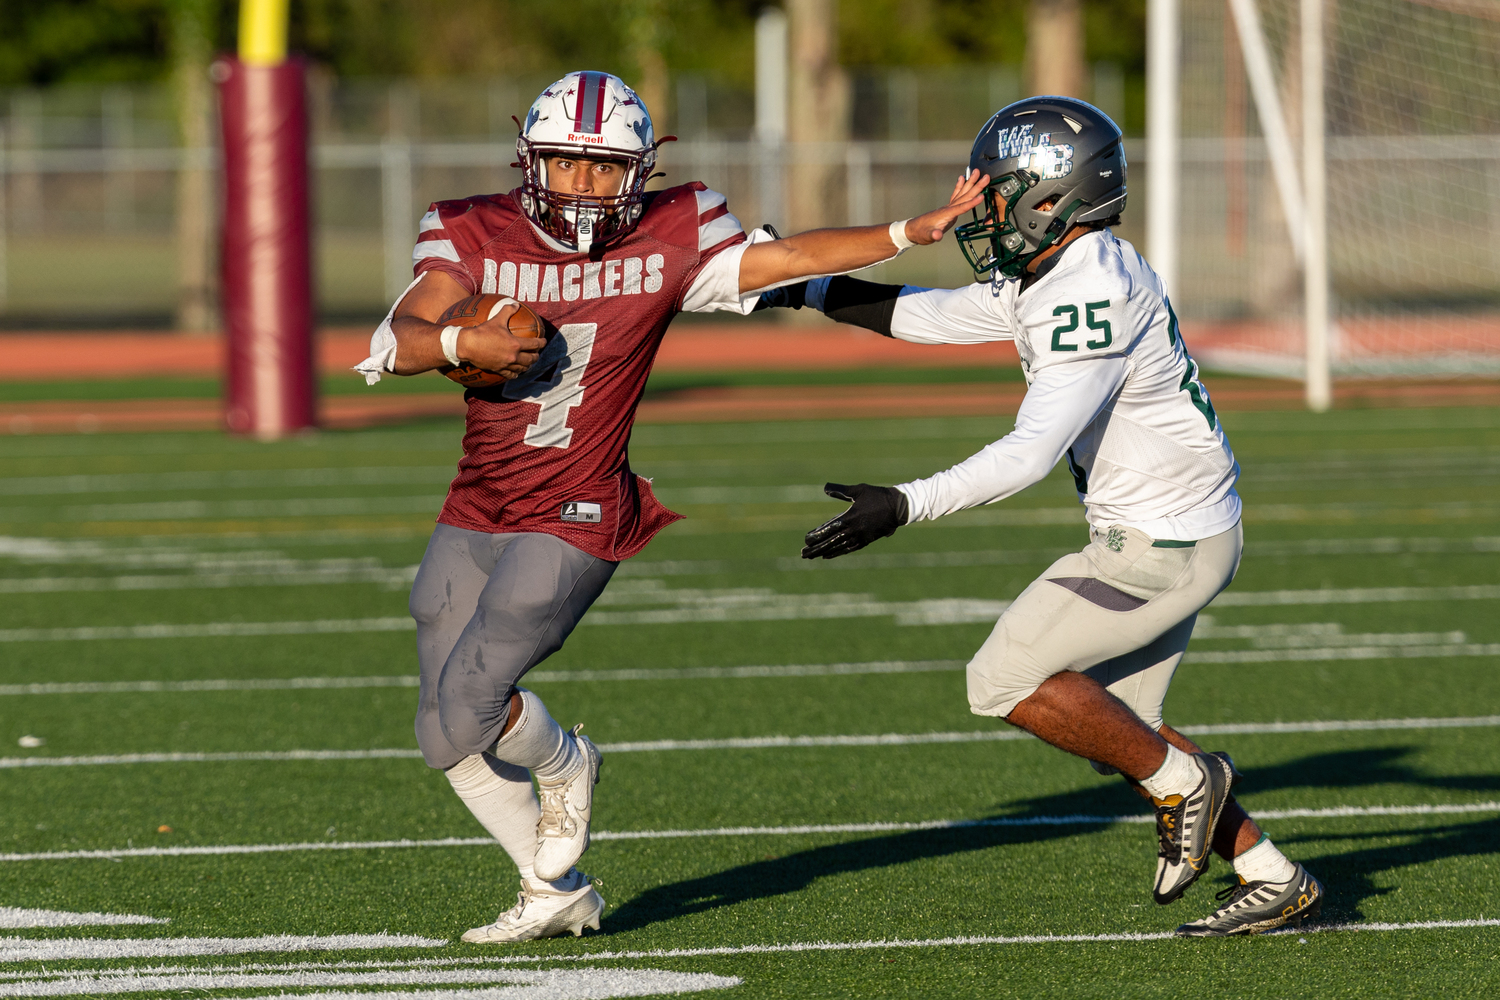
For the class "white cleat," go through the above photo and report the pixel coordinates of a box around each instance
[459,873,604,944]
[532,725,601,882]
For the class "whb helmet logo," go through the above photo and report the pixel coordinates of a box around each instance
[1032,135,1075,180]
[995,124,1035,160]
[995,125,1073,180]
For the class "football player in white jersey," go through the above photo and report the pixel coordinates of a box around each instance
[785,97,1322,936]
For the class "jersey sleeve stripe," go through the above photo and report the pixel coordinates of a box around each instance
[694,188,728,215]
[418,209,445,234]
[699,233,746,261]
[698,212,744,251]
[413,239,460,263]
[697,202,730,226]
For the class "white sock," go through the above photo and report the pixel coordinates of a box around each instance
[1139,744,1201,800]
[523,869,587,894]
[1233,835,1297,885]
[490,689,582,784]
[445,753,542,881]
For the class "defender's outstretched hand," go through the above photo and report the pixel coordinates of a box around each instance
[903,169,989,245]
[801,483,909,560]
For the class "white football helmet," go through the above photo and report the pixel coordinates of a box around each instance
[517,71,661,252]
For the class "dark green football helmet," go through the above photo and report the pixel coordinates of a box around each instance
[955,96,1127,281]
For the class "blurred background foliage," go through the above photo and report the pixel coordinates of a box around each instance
[0,0,1146,94]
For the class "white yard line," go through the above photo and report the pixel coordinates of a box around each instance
[2,582,1495,644]
[0,618,414,643]
[1189,643,1500,663]
[1211,584,1500,606]
[450,918,1500,961]
[0,568,416,594]
[0,907,166,928]
[0,661,964,696]
[0,467,455,497]
[0,934,446,964]
[0,966,737,998]
[6,714,1500,770]
[0,496,444,523]
[4,803,1497,863]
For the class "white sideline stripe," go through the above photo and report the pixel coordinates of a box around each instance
[1212,584,1500,606]
[4,803,1497,863]
[0,906,166,928]
[1188,643,1500,663]
[5,583,1497,643]
[1,676,424,696]
[0,934,446,964]
[0,967,739,998]
[445,919,1500,961]
[5,714,1500,770]
[0,618,414,643]
[0,568,416,594]
[0,496,444,523]
[0,661,965,696]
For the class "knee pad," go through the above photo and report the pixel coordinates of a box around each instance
[408,575,450,628]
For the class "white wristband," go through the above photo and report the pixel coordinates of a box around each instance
[440,325,462,367]
[888,219,916,251]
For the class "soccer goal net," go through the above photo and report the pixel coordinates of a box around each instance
[1178,0,1500,377]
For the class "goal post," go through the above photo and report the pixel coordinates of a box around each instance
[218,0,317,439]
[1169,0,1500,389]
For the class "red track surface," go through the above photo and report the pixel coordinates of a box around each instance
[0,323,1020,381]
[2,325,1497,434]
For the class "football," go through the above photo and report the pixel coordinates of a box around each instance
[435,295,546,388]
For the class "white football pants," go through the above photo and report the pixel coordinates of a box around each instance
[966,521,1243,728]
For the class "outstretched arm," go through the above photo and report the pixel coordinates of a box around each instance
[736,171,987,294]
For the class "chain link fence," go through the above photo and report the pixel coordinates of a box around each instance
[0,68,1142,329]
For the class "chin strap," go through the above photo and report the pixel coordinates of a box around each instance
[576,212,595,253]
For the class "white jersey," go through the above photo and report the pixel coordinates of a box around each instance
[888,229,1240,541]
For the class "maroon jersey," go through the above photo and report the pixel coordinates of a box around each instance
[411,183,746,561]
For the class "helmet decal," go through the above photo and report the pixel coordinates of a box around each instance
[516,71,661,252]
[955,96,1126,281]
[995,125,1035,160]
[1033,136,1074,180]
[570,71,610,134]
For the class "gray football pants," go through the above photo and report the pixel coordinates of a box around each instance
[409,525,617,770]
[967,521,1243,730]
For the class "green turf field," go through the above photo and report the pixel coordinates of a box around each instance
[0,365,1031,404]
[2,406,1498,998]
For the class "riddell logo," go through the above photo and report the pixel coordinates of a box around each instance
[568,133,607,144]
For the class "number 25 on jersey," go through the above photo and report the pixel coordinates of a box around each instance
[1051,301,1112,352]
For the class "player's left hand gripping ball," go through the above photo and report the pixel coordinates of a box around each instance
[802,483,910,559]
[437,295,548,388]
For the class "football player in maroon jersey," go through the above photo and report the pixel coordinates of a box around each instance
[357,70,983,943]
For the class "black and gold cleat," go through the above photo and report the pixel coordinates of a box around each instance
[1151,751,1237,905]
[1175,864,1324,937]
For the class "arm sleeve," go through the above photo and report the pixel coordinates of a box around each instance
[803,277,1015,345]
[804,276,905,334]
[888,283,1015,345]
[895,355,1130,521]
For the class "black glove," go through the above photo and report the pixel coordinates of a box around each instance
[752,281,808,311]
[801,483,909,559]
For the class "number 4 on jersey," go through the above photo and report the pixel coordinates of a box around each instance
[502,322,596,449]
